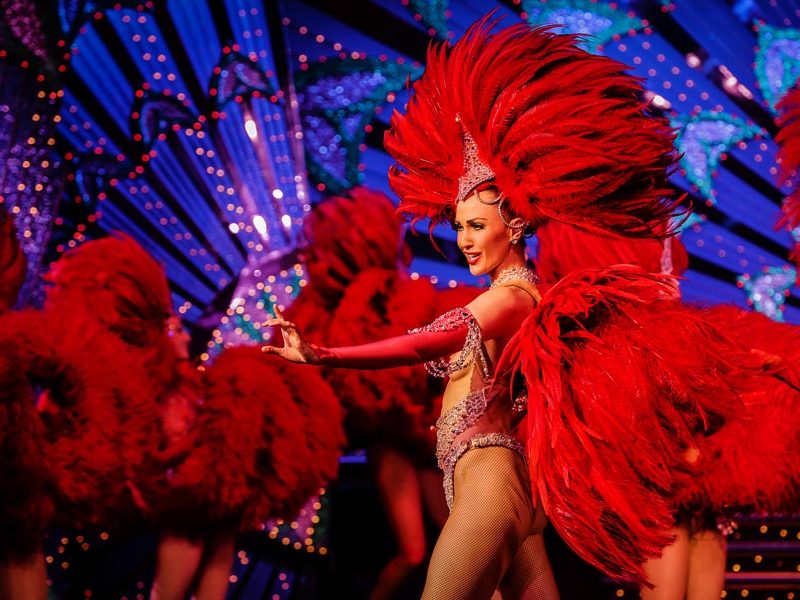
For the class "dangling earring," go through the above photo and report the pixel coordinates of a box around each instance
[511,236,520,245]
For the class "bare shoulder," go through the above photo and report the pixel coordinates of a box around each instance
[466,286,534,338]
[469,285,533,312]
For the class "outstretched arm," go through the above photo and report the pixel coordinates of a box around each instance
[261,307,468,369]
[262,286,533,369]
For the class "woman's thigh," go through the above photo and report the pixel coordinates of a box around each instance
[421,446,535,600]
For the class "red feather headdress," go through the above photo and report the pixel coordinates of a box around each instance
[535,219,689,285]
[385,17,682,238]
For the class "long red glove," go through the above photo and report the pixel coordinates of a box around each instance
[311,326,468,369]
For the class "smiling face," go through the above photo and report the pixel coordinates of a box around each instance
[453,188,525,278]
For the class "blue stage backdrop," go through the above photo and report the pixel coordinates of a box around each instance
[1,0,797,328]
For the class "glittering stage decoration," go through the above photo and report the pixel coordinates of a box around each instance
[264,491,330,556]
[0,58,64,307]
[0,0,50,61]
[754,24,800,113]
[203,255,305,360]
[53,1,310,323]
[671,111,763,203]
[737,265,796,321]
[521,0,644,50]
[403,0,450,40]
[296,57,422,194]
[675,212,705,234]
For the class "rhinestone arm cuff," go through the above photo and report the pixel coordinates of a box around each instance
[408,307,489,378]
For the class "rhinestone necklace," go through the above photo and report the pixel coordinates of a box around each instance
[489,265,540,288]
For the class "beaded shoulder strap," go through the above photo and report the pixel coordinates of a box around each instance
[408,307,491,379]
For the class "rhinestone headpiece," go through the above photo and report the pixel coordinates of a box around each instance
[456,116,495,203]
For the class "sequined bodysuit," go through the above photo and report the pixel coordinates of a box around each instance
[412,268,541,508]
[411,268,558,599]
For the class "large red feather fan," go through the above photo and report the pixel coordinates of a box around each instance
[44,233,177,386]
[385,16,681,238]
[534,221,798,520]
[0,308,157,532]
[496,266,789,584]
[691,305,800,511]
[158,347,343,531]
[0,210,26,312]
[267,358,345,508]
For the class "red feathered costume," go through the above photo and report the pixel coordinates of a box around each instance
[534,220,800,517]
[367,16,798,587]
[41,234,344,536]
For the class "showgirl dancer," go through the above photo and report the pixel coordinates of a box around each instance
[288,187,480,599]
[263,17,687,598]
[1,230,156,599]
[264,17,800,598]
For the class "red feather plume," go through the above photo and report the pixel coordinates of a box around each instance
[302,187,410,308]
[535,219,689,285]
[496,266,785,584]
[44,233,177,386]
[385,17,682,238]
[45,233,173,348]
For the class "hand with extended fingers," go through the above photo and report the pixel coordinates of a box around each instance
[262,307,321,364]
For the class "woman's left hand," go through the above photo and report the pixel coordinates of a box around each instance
[262,307,321,364]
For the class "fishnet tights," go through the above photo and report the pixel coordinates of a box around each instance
[421,446,559,599]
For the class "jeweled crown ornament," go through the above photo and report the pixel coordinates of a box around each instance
[456,114,495,202]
